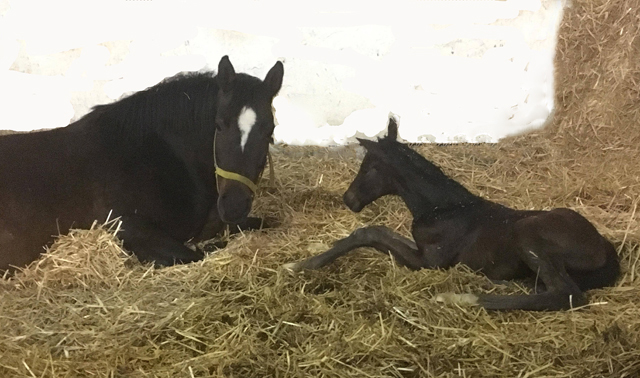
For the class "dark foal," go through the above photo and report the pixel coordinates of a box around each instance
[285,118,619,311]
[0,56,283,271]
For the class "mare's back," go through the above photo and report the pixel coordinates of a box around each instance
[1,119,101,182]
[0,119,106,228]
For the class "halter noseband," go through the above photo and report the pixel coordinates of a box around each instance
[213,131,262,194]
[215,166,259,193]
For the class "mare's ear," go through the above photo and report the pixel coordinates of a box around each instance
[217,55,236,93]
[356,137,379,151]
[385,117,398,141]
[264,61,284,98]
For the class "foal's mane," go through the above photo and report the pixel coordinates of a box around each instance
[375,137,480,207]
[376,138,451,180]
[89,71,223,140]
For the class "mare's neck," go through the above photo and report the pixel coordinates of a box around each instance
[93,72,219,146]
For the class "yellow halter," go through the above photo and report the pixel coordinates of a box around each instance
[213,131,268,194]
[215,166,259,193]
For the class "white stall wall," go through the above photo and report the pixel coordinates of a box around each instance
[0,0,564,145]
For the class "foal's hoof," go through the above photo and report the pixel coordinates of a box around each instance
[435,293,480,307]
[283,262,302,272]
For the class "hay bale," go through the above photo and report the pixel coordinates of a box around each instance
[2,1,640,377]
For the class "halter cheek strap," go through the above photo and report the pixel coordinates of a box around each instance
[213,131,260,194]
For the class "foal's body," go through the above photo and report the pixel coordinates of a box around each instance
[0,56,284,271]
[287,119,619,311]
[411,203,617,292]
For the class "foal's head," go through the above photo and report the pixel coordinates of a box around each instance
[343,119,400,212]
[213,56,284,223]
[344,117,479,215]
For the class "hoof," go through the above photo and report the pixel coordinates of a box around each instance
[435,293,480,306]
[282,262,301,272]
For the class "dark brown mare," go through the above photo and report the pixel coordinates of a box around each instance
[285,118,620,311]
[0,56,283,271]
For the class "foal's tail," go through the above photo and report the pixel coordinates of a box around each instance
[436,290,589,311]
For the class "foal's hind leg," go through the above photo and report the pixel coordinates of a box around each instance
[284,225,423,272]
[119,215,204,267]
[477,218,587,311]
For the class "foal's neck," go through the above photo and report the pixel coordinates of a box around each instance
[388,147,481,217]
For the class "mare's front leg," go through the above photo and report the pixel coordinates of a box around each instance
[232,216,279,232]
[192,206,277,244]
[284,225,423,272]
[119,215,204,267]
[197,216,276,252]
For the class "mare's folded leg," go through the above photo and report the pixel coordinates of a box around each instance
[195,216,276,252]
[119,215,204,267]
[284,225,422,272]
[232,216,278,232]
[192,202,277,247]
[192,204,277,244]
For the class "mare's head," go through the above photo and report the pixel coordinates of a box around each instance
[343,118,400,212]
[213,56,284,223]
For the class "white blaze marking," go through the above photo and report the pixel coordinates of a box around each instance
[238,106,256,151]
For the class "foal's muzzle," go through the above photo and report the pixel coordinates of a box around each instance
[343,190,364,213]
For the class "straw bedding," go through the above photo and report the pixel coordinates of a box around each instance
[2,1,640,377]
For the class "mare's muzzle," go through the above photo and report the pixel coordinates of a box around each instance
[215,167,258,223]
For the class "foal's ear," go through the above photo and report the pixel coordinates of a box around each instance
[356,137,379,151]
[385,117,398,141]
[217,55,236,93]
[264,61,284,98]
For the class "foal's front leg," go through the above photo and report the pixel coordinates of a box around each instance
[284,225,423,272]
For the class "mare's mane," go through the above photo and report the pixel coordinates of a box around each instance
[89,72,222,140]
